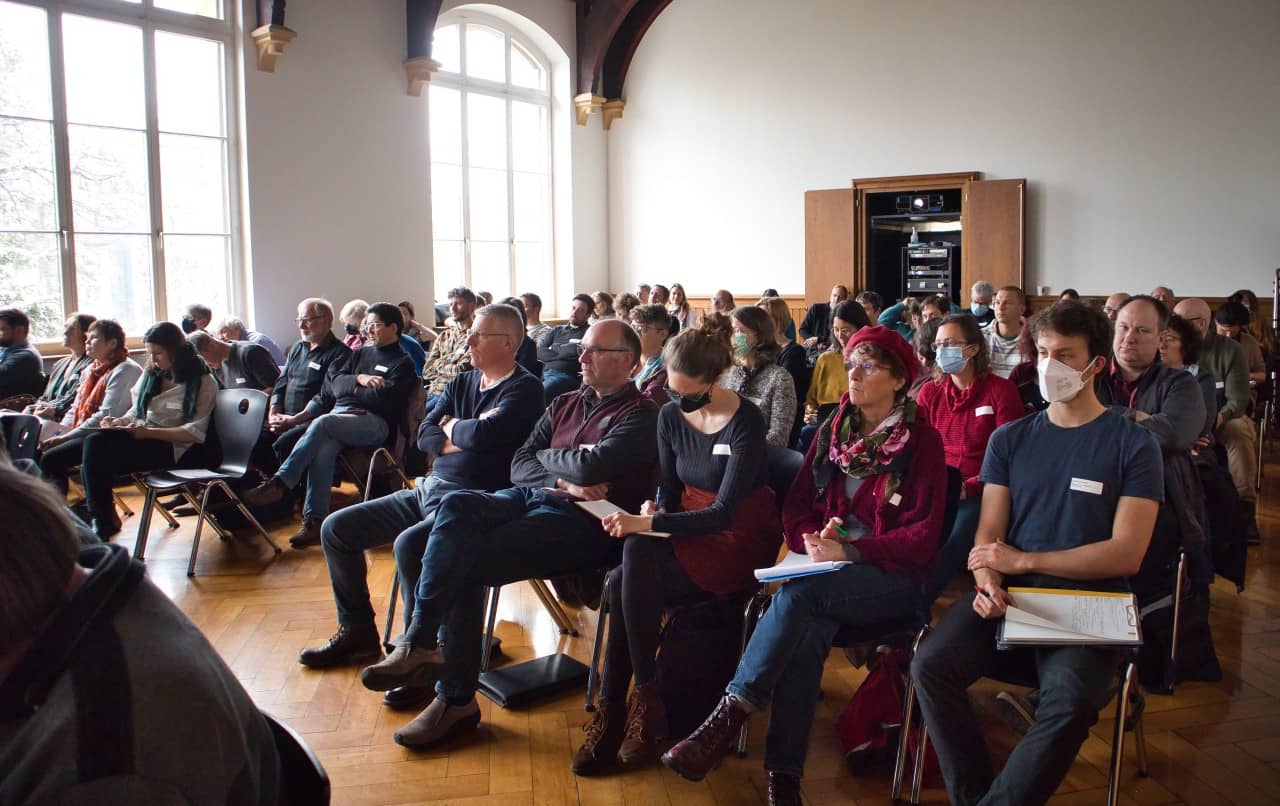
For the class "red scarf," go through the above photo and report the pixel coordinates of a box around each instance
[71,348,128,426]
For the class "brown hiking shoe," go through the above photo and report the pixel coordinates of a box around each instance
[571,700,626,776]
[289,517,323,549]
[767,771,802,806]
[243,475,288,507]
[619,683,667,764]
[661,695,749,782]
[298,624,382,668]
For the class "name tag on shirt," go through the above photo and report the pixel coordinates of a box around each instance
[889,492,902,507]
[235,377,246,384]
[375,364,388,373]
[480,407,500,420]
[713,443,732,456]
[1215,381,1225,389]
[569,338,582,344]
[1070,477,1105,495]
[308,361,322,371]
[580,443,597,451]
[975,405,995,416]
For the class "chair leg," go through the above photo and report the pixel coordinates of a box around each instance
[530,578,578,636]
[216,480,281,554]
[113,490,134,519]
[1170,551,1187,690]
[181,485,232,541]
[383,575,401,653]
[1107,662,1137,806]
[480,586,501,673]
[735,590,770,758]
[910,724,928,805]
[891,675,918,802]
[133,486,159,561]
[585,575,613,713]
[1133,703,1149,777]
[136,477,180,529]
[188,484,213,577]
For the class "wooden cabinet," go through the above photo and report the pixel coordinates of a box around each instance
[804,189,856,304]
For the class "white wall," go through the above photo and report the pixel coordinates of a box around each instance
[608,0,1280,299]
[241,0,607,345]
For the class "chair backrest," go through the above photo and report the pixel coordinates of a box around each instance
[0,414,41,462]
[766,445,806,516]
[262,711,330,806]
[212,388,269,475]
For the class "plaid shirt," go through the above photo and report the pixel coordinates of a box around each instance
[423,323,471,396]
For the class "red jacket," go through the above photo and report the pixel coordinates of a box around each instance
[915,372,1023,499]
[783,420,947,584]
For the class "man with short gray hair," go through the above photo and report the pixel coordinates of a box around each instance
[969,280,996,326]
[216,315,285,365]
[188,330,280,393]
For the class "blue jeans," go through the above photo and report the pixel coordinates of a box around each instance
[319,473,466,628]
[727,563,920,776]
[404,487,618,705]
[276,409,388,519]
[541,369,581,405]
[911,593,1122,805]
[922,497,982,604]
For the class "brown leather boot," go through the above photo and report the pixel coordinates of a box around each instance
[571,700,626,776]
[661,695,750,781]
[766,771,803,806]
[619,682,667,764]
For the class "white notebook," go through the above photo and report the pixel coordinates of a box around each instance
[753,550,850,583]
[574,499,671,538]
[997,587,1141,648]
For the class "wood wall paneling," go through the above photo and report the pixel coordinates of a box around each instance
[804,190,855,306]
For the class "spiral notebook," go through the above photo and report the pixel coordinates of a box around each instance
[573,499,671,538]
[997,587,1141,649]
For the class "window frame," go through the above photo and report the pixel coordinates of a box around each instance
[429,12,555,307]
[1,0,242,350]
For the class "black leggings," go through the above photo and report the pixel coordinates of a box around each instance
[601,535,710,703]
[79,430,182,522]
[38,434,89,495]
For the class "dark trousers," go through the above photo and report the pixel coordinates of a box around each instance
[600,536,709,703]
[403,487,618,705]
[248,422,308,476]
[38,434,89,495]
[922,497,983,604]
[910,594,1122,806]
[79,431,182,522]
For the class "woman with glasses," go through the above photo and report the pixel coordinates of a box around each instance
[628,304,674,404]
[573,317,778,776]
[722,307,797,448]
[800,299,870,451]
[661,326,946,802]
[915,314,1024,603]
[1160,315,1218,447]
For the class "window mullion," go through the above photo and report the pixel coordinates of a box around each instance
[458,88,473,292]
[505,95,515,296]
[142,20,167,322]
[45,6,78,317]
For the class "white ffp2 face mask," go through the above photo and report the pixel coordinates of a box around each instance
[1037,356,1094,403]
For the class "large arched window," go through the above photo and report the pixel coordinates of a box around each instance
[429,15,553,304]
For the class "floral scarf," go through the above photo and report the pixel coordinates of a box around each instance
[811,394,917,504]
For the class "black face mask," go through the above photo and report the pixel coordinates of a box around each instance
[666,386,712,414]
[345,323,359,336]
[180,316,197,334]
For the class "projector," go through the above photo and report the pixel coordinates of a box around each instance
[896,194,945,214]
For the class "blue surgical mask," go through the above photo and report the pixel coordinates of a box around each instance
[732,333,750,359]
[970,303,990,317]
[936,346,969,375]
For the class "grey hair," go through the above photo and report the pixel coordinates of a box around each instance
[300,297,334,320]
[186,329,217,352]
[475,303,526,342]
[215,316,247,336]
[340,299,369,323]
[971,281,996,298]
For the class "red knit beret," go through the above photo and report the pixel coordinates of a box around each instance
[843,325,918,387]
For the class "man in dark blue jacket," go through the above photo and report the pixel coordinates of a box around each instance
[297,303,544,672]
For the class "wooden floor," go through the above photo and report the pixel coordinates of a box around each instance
[127,452,1280,806]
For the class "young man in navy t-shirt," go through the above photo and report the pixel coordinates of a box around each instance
[911,301,1163,805]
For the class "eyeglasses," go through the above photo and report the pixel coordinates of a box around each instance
[844,360,890,375]
[295,315,324,325]
[931,340,970,349]
[1159,334,1183,346]
[575,344,632,358]
[468,332,509,339]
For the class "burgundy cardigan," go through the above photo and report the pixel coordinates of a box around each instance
[782,420,948,585]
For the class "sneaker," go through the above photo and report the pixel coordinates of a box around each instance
[243,476,288,507]
[298,625,382,668]
[619,683,667,764]
[766,771,803,806]
[571,701,626,776]
[661,695,750,782]
[394,696,481,749]
[289,517,323,549]
[360,643,446,692]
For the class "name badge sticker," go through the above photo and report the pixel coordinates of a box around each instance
[1215,381,1225,389]
[569,338,582,344]
[374,364,388,373]
[479,407,500,420]
[579,443,597,451]
[975,405,995,416]
[712,443,732,456]
[1070,477,1105,495]
[889,493,903,507]
[308,361,322,371]
[235,377,246,384]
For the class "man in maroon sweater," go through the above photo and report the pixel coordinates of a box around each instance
[358,319,660,750]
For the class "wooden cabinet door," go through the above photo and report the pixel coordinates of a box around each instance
[804,189,856,304]
[960,178,1025,305]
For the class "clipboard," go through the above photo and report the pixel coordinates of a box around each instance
[996,587,1142,649]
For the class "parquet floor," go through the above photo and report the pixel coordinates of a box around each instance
[127,451,1280,805]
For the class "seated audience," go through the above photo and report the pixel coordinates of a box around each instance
[661,326,947,799]
[216,316,285,365]
[340,299,369,351]
[1229,288,1274,355]
[399,300,438,351]
[636,284,652,305]
[25,313,95,437]
[574,321,778,774]
[1160,315,1218,445]
[244,303,416,547]
[760,296,809,445]
[1173,298,1257,541]
[878,296,921,342]
[538,294,593,403]
[298,304,543,670]
[982,285,1026,378]
[722,308,797,448]
[0,465,282,803]
[358,320,659,749]
[1151,286,1176,309]
[911,301,1162,805]
[651,284,670,307]
[668,283,698,331]
[0,308,46,401]
[592,291,617,322]
[615,292,641,320]
[77,322,218,539]
[477,291,493,306]
[857,291,883,324]
[917,314,1023,602]
[520,292,552,343]
[919,294,949,326]
[629,303,673,404]
[423,287,477,402]
[1215,301,1267,383]
[1059,288,1081,300]
[188,330,280,392]
[181,303,213,333]
[712,289,736,314]
[38,320,144,492]
[500,296,542,378]
[262,298,352,473]
[1103,291,1131,322]
[968,281,996,326]
[909,318,941,399]
[801,300,869,450]
[800,284,849,358]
